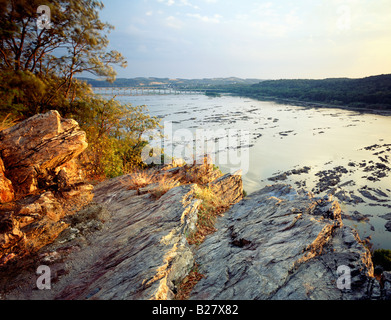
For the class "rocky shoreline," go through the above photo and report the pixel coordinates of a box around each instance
[267,142,391,247]
[247,96,391,117]
[0,111,390,300]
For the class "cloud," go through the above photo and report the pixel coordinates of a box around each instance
[187,13,222,23]
[179,0,199,9]
[157,0,175,6]
[157,0,199,8]
[166,15,184,29]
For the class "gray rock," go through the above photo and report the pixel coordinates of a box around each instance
[381,271,391,300]
[190,184,375,300]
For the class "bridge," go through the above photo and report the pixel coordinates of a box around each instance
[93,87,208,96]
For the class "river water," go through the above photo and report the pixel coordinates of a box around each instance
[100,92,391,250]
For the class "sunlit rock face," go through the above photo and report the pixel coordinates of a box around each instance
[0,110,92,265]
[0,110,88,197]
[190,184,377,300]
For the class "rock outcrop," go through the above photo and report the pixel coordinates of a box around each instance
[0,161,243,300]
[190,184,378,300]
[0,111,389,300]
[0,111,92,265]
[0,110,88,197]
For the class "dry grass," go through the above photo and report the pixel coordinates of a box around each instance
[174,263,205,300]
[125,169,183,199]
[174,188,232,300]
[124,160,231,299]
[0,114,19,132]
[126,169,158,189]
[150,176,181,199]
[126,165,229,244]
[125,157,223,200]
[187,186,230,246]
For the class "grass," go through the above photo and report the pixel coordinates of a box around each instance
[174,263,205,300]
[126,162,231,246]
[125,159,232,299]
[126,169,158,189]
[187,186,230,245]
[126,156,224,200]
[150,176,181,199]
[175,187,231,300]
[125,169,182,199]
[0,113,19,132]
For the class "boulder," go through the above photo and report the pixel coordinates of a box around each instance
[0,111,92,265]
[0,110,88,197]
[207,170,243,205]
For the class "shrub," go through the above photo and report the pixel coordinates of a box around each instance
[372,249,391,271]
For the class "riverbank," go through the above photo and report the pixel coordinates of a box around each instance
[227,94,391,117]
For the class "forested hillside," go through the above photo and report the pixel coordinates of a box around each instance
[219,74,391,110]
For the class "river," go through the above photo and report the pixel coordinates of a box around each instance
[99,92,391,250]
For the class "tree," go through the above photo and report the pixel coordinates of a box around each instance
[74,97,162,178]
[0,0,126,116]
[0,0,162,179]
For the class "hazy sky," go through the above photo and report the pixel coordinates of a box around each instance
[99,0,391,79]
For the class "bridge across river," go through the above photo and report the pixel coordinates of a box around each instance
[93,87,208,96]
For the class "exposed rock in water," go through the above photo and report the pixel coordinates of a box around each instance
[190,184,378,300]
[380,213,391,232]
[313,166,348,193]
[0,111,389,300]
[334,190,365,204]
[268,166,311,182]
[1,172,389,299]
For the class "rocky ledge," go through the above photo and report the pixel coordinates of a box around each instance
[0,110,93,265]
[0,111,390,300]
[190,184,381,299]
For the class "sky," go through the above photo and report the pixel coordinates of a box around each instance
[98,0,391,79]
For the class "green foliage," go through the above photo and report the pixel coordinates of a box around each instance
[372,249,391,271]
[0,0,126,118]
[205,91,221,97]
[201,74,391,110]
[0,0,161,180]
[72,96,161,179]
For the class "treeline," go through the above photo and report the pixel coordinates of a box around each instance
[216,74,391,110]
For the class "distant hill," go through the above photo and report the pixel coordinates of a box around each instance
[77,77,263,88]
[212,74,391,110]
[78,74,391,110]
